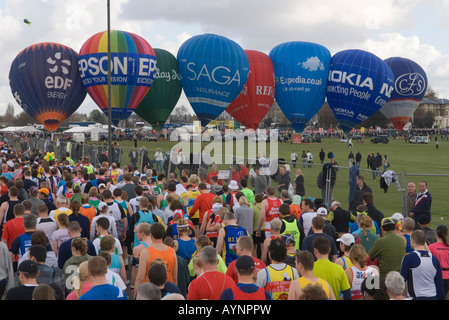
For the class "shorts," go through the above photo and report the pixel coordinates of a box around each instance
[252,231,265,245]
[191,218,199,226]
[208,236,218,248]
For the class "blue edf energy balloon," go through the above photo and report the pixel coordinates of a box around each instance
[269,41,331,133]
[177,33,249,127]
[326,49,395,133]
[9,42,87,131]
[380,57,427,131]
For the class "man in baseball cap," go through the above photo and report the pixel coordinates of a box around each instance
[5,260,39,300]
[220,255,271,300]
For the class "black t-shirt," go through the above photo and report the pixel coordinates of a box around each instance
[5,285,37,300]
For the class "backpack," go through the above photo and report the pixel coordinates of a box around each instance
[134,210,155,245]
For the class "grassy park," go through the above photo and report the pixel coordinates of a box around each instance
[102,135,449,228]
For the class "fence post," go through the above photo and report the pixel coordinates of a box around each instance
[401,171,407,217]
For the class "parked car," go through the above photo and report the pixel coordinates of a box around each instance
[409,136,429,144]
[351,134,364,142]
[145,133,158,142]
[370,135,389,144]
[301,134,321,143]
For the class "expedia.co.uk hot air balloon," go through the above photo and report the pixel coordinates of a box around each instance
[269,41,331,133]
[78,30,156,126]
[177,33,249,127]
[9,42,87,131]
[226,50,275,130]
[134,48,182,130]
[380,57,427,131]
[326,49,395,133]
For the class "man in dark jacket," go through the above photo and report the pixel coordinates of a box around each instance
[349,175,372,214]
[321,158,338,208]
[276,165,291,193]
[362,192,384,228]
[368,153,380,181]
[411,181,432,225]
[328,201,356,237]
[355,151,362,167]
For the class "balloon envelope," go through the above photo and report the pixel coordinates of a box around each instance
[134,48,182,130]
[380,57,427,130]
[9,42,87,131]
[226,50,275,130]
[326,49,394,133]
[177,33,249,127]
[78,30,156,126]
[269,41,331,133]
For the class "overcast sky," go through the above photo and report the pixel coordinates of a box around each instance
[1,0,449,118]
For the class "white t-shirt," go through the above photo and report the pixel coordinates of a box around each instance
[105,269,127,291]
[93,235,123,255]
[300,211,318,236]
[36,216,57,241]
[90,214,118,241]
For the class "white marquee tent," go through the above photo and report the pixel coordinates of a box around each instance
[63,126,107,134]
[0,126,41,132]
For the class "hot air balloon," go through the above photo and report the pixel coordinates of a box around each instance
[9,42,87,131]
[78,30,156,126]
[269,41,331,133]
[225,50,275,130]
[326,49,394,133]
[380,57,427,131]
[134,48,182,130]
[177,33,249,127]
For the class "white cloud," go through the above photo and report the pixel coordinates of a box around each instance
[360,33,449,97]
[1,0,449,120]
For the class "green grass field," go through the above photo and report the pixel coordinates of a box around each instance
[104,135,449,228]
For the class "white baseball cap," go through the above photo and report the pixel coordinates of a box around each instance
[337,233,355,246]
[317,207,328,216]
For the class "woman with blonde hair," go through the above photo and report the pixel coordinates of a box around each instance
[352,215,379,253]
[188,174,200,188]
[187,235,227,277]
[345,244,379,300]
[88,187,100,209]
[175,218,196,262]
[66,261,93,300]
[234,196,254,235]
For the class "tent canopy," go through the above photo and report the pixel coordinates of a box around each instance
[0,126,40,132]
[64,126,107,134]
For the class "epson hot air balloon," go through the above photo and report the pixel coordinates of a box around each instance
[380,57,427,131]
[78,30,156,126]
[177,33,249,127]
[269,41,331,133]
[9,42,87,131]
[326,49,395,133]
[226,50,275,130]
[134,48,182,130]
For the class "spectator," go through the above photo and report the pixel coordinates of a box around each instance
[369,217,406,279]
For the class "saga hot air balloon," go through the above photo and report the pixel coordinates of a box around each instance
[326,49,395,133]
[177,33,249,127]
[78,30,157,126]
[134,48,182,130]
[9,42,87,131]
[269,41,331,133]
[225,50,275,130]
[380,57,427,131]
